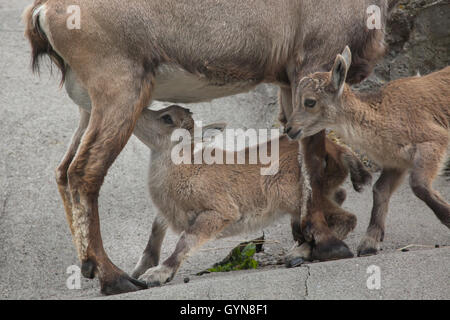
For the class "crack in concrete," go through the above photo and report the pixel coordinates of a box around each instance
[1,192,8,220]
[303,264,311,299]
[206,284,212,299]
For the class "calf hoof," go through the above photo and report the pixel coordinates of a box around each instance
[131,254,157,279]
[312,238,354,261]
[139,265,174,288]
[350,164,372,193]
[100,273,148,296]
[285,257,305,268]
[357,236,380,257]
[284,242,311,268]
[81,259,96,279]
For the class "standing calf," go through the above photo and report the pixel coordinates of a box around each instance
[286,47,450,256]
[130,105,371,287]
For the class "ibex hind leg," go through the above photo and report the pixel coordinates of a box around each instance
[66,60,152,295]
[410,143,450,228]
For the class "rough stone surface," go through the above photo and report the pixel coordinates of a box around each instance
[98,248,450,300]
[357,0,450,91]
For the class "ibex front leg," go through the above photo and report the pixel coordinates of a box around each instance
[66,69,152,295]
[301,131,354,261]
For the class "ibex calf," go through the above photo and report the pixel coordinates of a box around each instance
[286,47,450,256]
[130,105,371,287]
[24,0,390,294]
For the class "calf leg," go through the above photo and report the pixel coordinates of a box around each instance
[132,215,168,279]
[139,210,236,287]
[65,66,153,295]
[409,144,450,228]
[358,168,406,256]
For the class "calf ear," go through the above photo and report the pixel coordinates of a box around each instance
[341,46,352,69]
[331,55,349,97]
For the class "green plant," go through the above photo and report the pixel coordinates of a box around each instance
[197,242,260,275]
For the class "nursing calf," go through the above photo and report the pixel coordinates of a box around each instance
[131,105,371,287]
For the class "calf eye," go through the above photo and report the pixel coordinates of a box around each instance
[161,114,174,125]
[304,99,317,108]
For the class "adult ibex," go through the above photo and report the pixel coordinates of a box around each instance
[23,0,392,294]
[286,47,450,256]
[131,105,370,286]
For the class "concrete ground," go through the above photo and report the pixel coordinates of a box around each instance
[0,0,449,300]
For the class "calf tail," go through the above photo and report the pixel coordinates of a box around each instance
[23,0,66,85]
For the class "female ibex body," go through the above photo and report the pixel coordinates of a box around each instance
[286,47,450,256]
[131,105,370,286]
[24,0,391,294]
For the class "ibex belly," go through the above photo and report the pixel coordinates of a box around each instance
[152,64,259,103]
[217,208,287,239]
[65,66,259,108]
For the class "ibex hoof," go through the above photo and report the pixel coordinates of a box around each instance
[100,273,148,296]
[312,238,354,261]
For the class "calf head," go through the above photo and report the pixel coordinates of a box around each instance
[286,46,352,141]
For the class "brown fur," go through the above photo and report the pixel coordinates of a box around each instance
[131,106,369,285]
[22,1,67,84]
[287,47,450,256]
[23,0,388,294]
